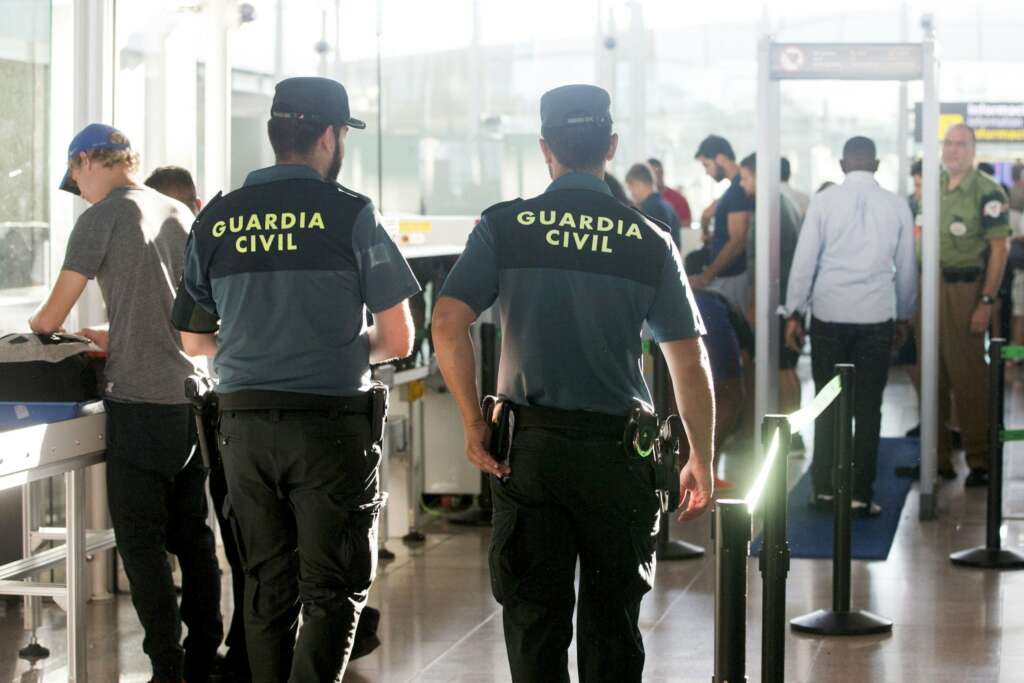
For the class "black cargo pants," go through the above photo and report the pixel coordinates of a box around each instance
[489,425,662,683]
[218,409,384,683]
[104,400,223,681]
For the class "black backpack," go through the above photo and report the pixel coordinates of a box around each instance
[0,333,102,402]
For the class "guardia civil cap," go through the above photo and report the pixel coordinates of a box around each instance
[540,84,613,129]
[271,77,366,129]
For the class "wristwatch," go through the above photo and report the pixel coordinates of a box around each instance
[980,294,996,306]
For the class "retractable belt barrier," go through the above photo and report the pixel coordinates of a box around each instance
[949,338,1024,570]
[714,363,887,683]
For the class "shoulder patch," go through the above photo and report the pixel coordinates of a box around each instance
[480,197,524,219]
[984,198,1007,219]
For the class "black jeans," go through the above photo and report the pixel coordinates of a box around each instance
[489,426,661,683]
[105,400,223,681]
[218,410,383,683]
[810,318,895,502]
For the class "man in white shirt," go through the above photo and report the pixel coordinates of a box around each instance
[783,137,917,516]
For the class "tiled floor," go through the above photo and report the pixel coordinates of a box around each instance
[3,362,1024,682]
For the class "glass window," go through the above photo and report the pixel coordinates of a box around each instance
[0,1,52,334]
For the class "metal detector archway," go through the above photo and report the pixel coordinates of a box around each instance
[754,30,942,519]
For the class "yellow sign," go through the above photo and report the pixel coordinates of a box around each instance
[399,220,433,235]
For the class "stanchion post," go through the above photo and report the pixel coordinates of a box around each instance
[832,363,854,614]
[791,365,893,635]
[760,415,790,683]
[714,499,751,683]
[950,338,1024,569]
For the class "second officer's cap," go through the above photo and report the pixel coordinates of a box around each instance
[540,84,613,129]
[271,77,366,129]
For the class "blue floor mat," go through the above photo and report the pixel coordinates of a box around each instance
[750,437,919,561]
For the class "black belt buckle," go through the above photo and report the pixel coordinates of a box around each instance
[369,382,389,444]
[482,395,514,463]
[624,399,659,459]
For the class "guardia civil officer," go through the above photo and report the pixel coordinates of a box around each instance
[432,84,716,683]
[171,77,420,682]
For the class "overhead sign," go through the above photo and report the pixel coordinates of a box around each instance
[914,102,1024,143]
[771,43,923,81]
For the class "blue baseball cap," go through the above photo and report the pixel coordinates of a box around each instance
[59,123,132,195]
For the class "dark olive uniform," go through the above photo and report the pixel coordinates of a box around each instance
[172,78,419,682]
[440,85,704,683]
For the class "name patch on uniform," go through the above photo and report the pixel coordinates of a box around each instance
[210,211,326,254]
[984,200,1007,219]
[515,210,643,254]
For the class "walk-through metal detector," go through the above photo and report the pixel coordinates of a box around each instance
[754,29,942,519]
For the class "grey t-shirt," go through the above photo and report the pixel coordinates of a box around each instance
[63,186,197,404]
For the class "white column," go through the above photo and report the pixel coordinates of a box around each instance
[755,35,782,447]
[919,29,940,520]
[627,1,646,168]
[203,0,233,200]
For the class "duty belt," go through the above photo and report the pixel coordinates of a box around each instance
[941,267,983,284]
[217,389,372,414]
[512,404,626,439]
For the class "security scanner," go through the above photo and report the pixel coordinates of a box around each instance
[0,404,114,682]
[373,215,484,546]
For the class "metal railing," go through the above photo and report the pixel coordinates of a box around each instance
[713,362,891,683]
[949,338,1024,569]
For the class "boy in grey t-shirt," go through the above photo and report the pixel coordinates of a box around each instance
[30,124,221,683]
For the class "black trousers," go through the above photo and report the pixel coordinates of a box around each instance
[208,451,250,675]
[105,400,223,681]
[489,426,661,683]
[810,318,895,502]
[218,409,383,683]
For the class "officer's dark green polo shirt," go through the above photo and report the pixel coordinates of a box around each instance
[180,164,420,396]
[938,168,1011,269]
[441,172,704,416]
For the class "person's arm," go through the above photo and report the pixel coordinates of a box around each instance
[433,296,509,478]
[28,270,89,334]
[180,331,218,358]
[369,301,414,364]
[695,210,750,287]
[972,238,1008,334]
[430,216,504,476]
[782,198,823,350]
[894,200,919,322]
[661,337,715,521]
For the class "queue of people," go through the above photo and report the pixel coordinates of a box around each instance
[20,70,1016,682]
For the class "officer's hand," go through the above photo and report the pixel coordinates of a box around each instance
[689,273,709,290]
[970,304,992,335]
[676,459,713,522]
[77,328,109,352]
[784,319,804,353]
[464,420,511,479]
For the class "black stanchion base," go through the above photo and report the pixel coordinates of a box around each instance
[950,546,1024,569]
[378,546,396,561]
[18,643,50,661]
[447,507,493,527]
[402,530,427,544]
[656,539,705,561]
[790,609,893,636]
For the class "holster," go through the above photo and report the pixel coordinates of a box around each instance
[655,415,685,513]
[184,374,219,468]
[482,395,515,463]
[369,382,389,444]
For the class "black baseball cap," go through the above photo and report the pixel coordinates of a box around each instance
[540,84,613,129]
[271,77,366,129]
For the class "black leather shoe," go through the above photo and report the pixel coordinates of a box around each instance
[965,468,989,488]
[938,466,957,480]
[905,424,921,438]
[352,606,382,661]
[809,493,834,511]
